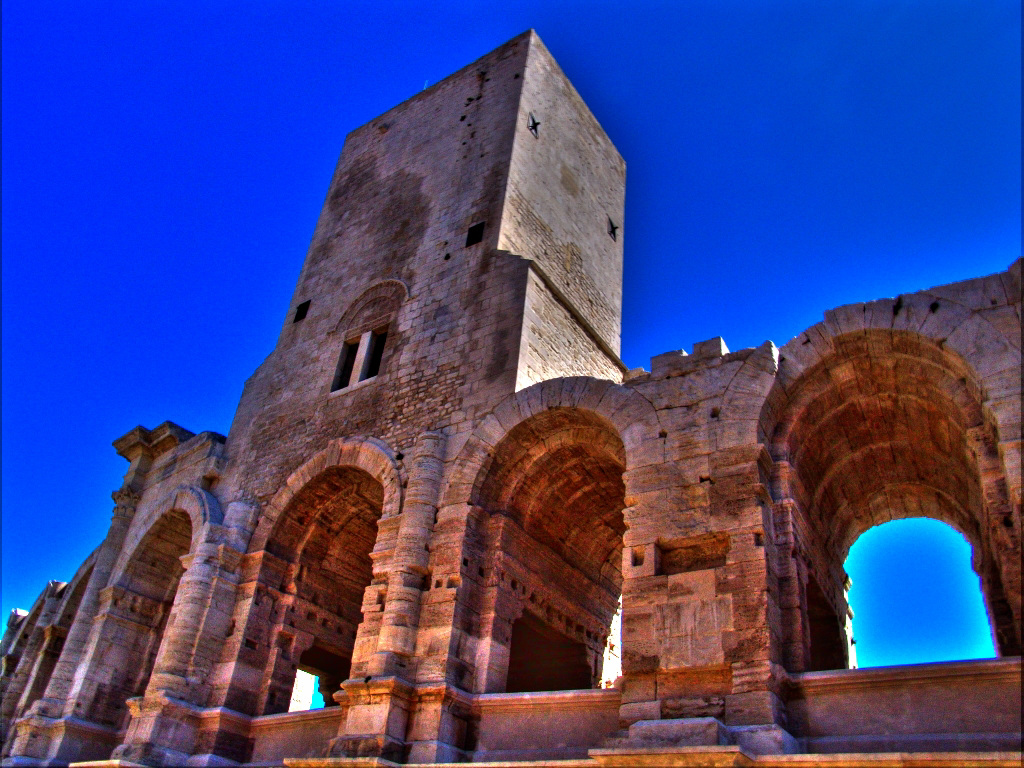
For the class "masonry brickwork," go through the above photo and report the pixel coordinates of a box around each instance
[2,30,1021,768]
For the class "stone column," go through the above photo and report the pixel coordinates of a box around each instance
[6,487,140,765]
[331,432,445,760]
[371,431,446,675]
[111,535,242,766]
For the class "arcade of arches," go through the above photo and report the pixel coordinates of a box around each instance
[3,265,1019,764]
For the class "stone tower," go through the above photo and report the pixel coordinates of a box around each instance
[221,29,626,510]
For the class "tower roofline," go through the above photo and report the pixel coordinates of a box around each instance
[343,29,538,142]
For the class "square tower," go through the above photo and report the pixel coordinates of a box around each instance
[223,30,625,500]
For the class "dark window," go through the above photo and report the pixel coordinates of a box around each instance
[364,330,388,379]
[331,340,360,392]
[466,221,485,247]
[505,613,591,692]
[293,300,311,323]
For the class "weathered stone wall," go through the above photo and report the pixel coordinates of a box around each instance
[499,34,626,356]
[517,267,624,389]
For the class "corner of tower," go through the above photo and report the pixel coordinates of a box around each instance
[496,32,628,388]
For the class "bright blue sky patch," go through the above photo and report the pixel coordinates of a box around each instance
[846,518,996,668]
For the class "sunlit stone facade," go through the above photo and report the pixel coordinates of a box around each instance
[2,31,1020,767]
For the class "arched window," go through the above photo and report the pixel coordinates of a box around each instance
[330,281,406,393]
[845,518,996,668]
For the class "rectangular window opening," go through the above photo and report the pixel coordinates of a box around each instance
[362,329,388,380]
[331,340,360,392]
[293,300,311,323]
[465,221,485,247]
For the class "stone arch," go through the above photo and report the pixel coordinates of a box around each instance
[759,326,1020,671]
[109,486,220,589]
[762,284,1020,454]
[51,550,98,631]
[333,279,409,337]
[233,436,403,715]
[250,436,403,555]
[441,376,660,512]
[66,506,195,731]
[438,377,658,694]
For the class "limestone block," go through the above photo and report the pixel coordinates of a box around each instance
[627,716,728,746]
[724,690,781,726]
[618,699,661,726]
[823,304,867,338]
[692,338,730,360]
[728,724,798,755]
[928,272,1011,310]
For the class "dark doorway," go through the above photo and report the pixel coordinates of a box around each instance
[506,612,591,692]
[806,575,848,671]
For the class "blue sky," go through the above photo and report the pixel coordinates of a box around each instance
[2,1,1018,665]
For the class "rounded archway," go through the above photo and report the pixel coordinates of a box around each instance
[80,508,193,729]
[761,330,1018,672]
[255,465,385,713]
[845,518,996,668]
[468,407,626,693]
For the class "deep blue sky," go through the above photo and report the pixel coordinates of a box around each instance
[2,1,1018,664]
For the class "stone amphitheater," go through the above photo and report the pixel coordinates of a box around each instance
[2,30,1020,768]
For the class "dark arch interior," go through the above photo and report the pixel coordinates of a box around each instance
[505,612,591,693]
[474,408,626,692]
[262,466,384,712]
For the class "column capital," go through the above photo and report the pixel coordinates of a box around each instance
[111,487,141,522]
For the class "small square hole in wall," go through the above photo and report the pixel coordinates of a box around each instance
[465,221,485,246]
[293,300,311,323]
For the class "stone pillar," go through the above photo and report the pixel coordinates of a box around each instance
[371,431,446,675]
[6,487,140,765]
[330,432,445,759]
[111,536,242,766]
[404,682,473,762]
[617,445,796,757]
